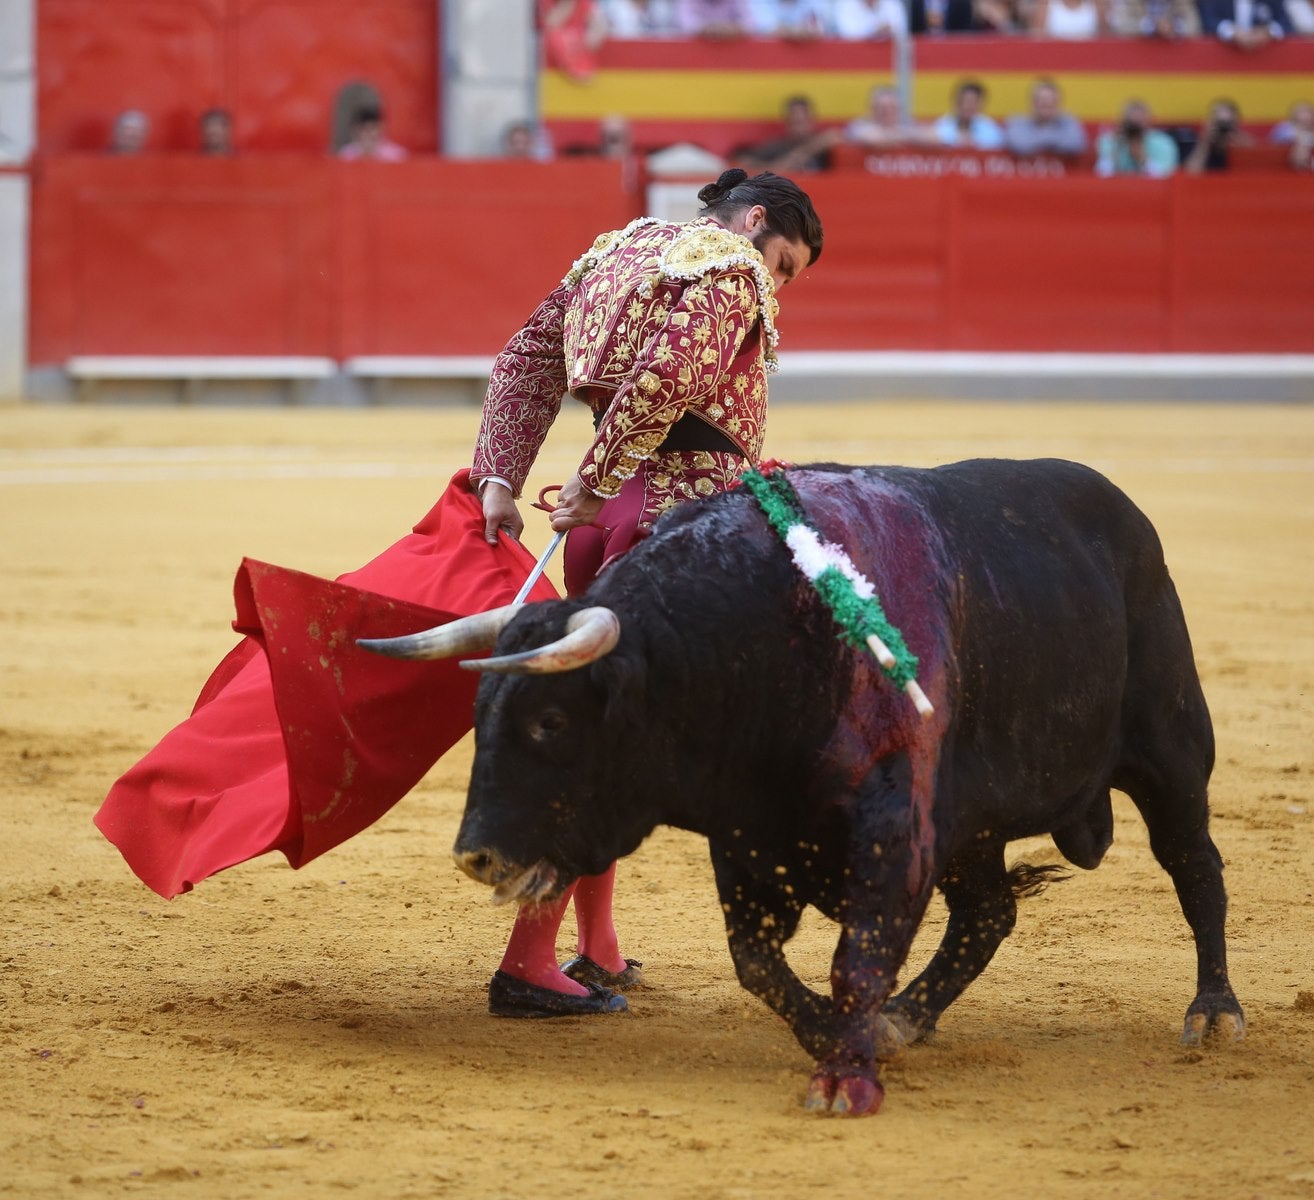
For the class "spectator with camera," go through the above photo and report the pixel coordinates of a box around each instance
[1095,99,1179,178]
[1180,98,1254,173]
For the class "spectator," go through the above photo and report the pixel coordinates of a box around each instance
[1275,103,1314,169]
[502,120,555,161]
[932,80,1005,151]
[1029,0,1110,35]
[564,114,635,159]
[1197,0,1293,46]
[738,94,840,172]
[109,109,150,155]
[539,0,608,80]
[1005,78,1089,158]
[834,0,911,36]
[753,0,834,36]
[1180,98,1254,173]
[1095,99,1179,177]
[198,108,234,156]
[674,0,754,36]
[973,0,1027,28]
[338,105,407,161]
[1109,0,1201,35]
[601,0,677,34]
[598,114,633,158]
[846,84,928,148]
[1269,99,1314,170]
[909,0,980,31]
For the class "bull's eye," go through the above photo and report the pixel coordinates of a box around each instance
[527,707,569,743]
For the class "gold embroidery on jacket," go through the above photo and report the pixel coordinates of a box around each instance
[474,218,778,502]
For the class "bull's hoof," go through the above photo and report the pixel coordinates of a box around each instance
[803,1069,884,1117]
[881,998,936,1047]
[1181,1008,1246,1047]
[872,1013,908,1063]
[487,971,628,1018]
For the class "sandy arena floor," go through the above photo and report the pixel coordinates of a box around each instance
[2,398,1312,1200]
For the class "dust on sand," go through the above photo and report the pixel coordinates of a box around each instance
[3,400,1312,1199]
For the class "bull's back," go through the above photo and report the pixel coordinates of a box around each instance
[809,459,1184,825]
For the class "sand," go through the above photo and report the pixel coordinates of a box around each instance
[2,398,1312,1200]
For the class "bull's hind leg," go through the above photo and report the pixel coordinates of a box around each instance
[1120,773,1245,1045]
[1116,601,1244,1046]
[883,839,1038,1044]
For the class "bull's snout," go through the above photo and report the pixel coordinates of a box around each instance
[453,846,501,886]
[452,845,563,907]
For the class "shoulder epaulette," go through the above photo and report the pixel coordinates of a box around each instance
[562,216,667,288]
[655,221,780,368]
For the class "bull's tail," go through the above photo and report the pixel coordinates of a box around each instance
[1006,861,1071,899]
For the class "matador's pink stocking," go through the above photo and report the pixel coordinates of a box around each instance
[572,862,625,973]
[498,882,590,995]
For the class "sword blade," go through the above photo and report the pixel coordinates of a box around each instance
[511,530,565,606]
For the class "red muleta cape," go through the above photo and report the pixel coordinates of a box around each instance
[94,469,559,898]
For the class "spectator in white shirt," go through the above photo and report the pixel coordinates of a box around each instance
[601,0,677,34]
[752,0,834,35]
[834,0,911,37]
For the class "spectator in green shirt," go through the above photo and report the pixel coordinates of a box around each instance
[1096,99,1180,178]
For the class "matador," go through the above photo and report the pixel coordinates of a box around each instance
[470,167,824,1017]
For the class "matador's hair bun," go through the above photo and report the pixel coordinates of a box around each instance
[694,169,825,267]
[696,168,749,207]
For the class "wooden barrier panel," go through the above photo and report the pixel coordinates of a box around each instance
[334,159,639,356]
[29,158,639,363]
[37,0,439,154]
[29,155,337,361]
[785,171,1314,352]
[26,157,1314,364]
[1172,174,1314,351]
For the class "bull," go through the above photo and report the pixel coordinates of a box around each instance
[362,458,1244,1116]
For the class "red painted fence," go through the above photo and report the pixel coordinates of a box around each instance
[27,156,1314,365]
[38,0,440,155]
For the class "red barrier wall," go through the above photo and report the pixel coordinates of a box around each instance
[29,158,638,363]
[26,158,1314,364]
[782,171,1314,352]
[38,0,439,154]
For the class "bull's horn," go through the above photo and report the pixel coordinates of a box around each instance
[461,606,620,674]
[356,604,518,660]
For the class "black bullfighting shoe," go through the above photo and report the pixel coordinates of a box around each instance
[561,955,645,991]
[487,970,628,1018]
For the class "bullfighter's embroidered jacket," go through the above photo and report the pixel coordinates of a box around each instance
[471,216,781,522]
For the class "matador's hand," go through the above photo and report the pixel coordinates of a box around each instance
[480,481,523,545]
[550,475,606,532]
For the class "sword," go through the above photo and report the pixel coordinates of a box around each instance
[511,529,564,606]
[509,483,567,606]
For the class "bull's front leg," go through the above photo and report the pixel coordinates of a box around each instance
[804,875,934,1116]
[804,753,938,1115]
[709,848,836,1061]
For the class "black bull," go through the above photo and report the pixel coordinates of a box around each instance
[365,458,1244,1116]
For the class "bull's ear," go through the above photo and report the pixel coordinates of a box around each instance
[591,646,647,728]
